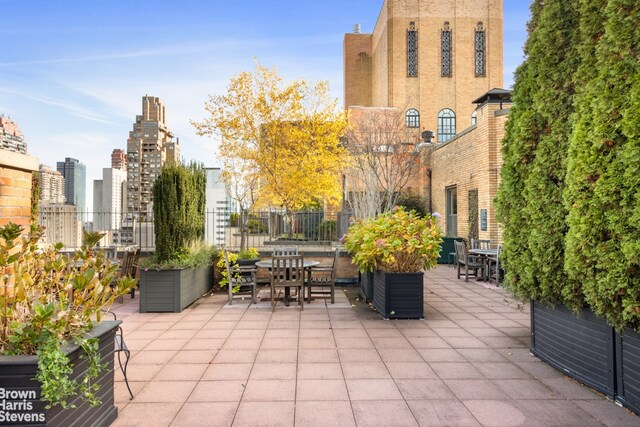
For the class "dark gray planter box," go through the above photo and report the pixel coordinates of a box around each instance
[530,300,615,398]
[0,321,120,427]
[373,270,424,319]
[139,266,212,313]
[616,327,640,415]
[359,271,374,303]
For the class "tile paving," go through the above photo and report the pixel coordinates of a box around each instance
[110,266,639,426]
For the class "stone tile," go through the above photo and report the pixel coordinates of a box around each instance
[514,361,566,379]
[300,320,332,329]
[299,337,336,349]
[260,337,298,350]
[540,378,603,400]
[334,336,375,349]
[395,379,455,400]
[331,320,364,329]
[370,337,413,349]
[243,379,296,401]
[296,379,349,401]
[268,320,300,329]
[144,339,189,351]
[406,336,451,349]
[351,400,419,427]
[493,379,559,399]
[228,329,265,339]
[202,363,252,381]
[264,328,299,338]
[193,329,232,339]
[514,400,604,427]
[431,327,473,337]
[189,380,246,402]
[338,349,382,363]
[366,328,404,338]
[346,379,403,400]
[169,350,217,364]
[169,321,207,330]
[429,362,484,379]
[464,327,506,337]
[298,363,344,380]
[122,364,163,382]
[249,362,297,380]
[401,328,438,337]
[574,400,640,427]
[136,322,175,332]
[473,362,531,379]
[443,379,509,400]
[406,399,481,426]
[183,338,226,350]
[154,363,207,381]
[112,402,182,427]
[222,338,262,350]
[455,348,508,363]
[340,362,390,381]
[256,349,298,363]
[170,402,238,426]
[232,401,294,427]
[135,380,197,403]
[299,328,333,339]
[212,349,258,364]
[416,348,466,362]
[386,362,437,379]
[298,349,339,363]
[332,328,369,338]
[294,401,356,427]
[378,348,424,362]
[462,400,526,427]
[130,350,178,365]
[205,321,238,330]
[442,336,489,349]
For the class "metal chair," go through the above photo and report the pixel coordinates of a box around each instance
[307,249,338,304]
[454,241,483,282]
[223,250,258,305]
[102,311,133,400]
[271,255,304,311]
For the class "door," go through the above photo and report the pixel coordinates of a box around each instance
[446,186,458,236]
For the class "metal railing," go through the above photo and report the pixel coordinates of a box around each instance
[37,209,353,251]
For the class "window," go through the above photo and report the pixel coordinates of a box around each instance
[405,109,420,128]
[475,22,486,77]
[441,22,452,77]
[438,109,456,142]
[407,21,418,77]
[471,110,478,126]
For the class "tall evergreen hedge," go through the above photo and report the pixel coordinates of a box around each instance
[565,0,640,329]
[153,162,206,263]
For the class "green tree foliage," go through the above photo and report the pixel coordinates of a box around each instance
[565,0,640,329]
[153,162,206,263]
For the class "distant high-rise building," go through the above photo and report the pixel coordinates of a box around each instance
[93,168,127,231]
[205,168,233,246]
[39,164,66,204]
[111,149,127,171]
[56,157,86,218]
[126,96,180,218]
[0,116,27,154]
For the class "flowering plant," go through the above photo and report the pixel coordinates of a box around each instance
[344,207,442,273]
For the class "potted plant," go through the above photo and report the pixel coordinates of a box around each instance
[0,223,136,425]
[138,162,216,313]
[344,207,442,319]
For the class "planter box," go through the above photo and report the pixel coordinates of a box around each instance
[139,266,212,313]
[616,327,640,415]
[373,270,424,319]
[359,271,374,303]
[0,321,120,427]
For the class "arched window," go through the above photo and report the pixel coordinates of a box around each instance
[438,109,456,142]
[406,109,420,128]
[441,22,452,77]
[407,21,418,77]
[471,110,477,126]
[475,22,486,77]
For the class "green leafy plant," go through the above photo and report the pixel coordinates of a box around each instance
[344,206,442,273]
[216,247,259,290]
[0,223,137,409]
[139,240,218,270]
[317,219,338,241]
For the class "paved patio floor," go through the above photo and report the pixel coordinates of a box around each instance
[110,265,639,426]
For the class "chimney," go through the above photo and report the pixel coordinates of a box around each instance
[353,24,361,34]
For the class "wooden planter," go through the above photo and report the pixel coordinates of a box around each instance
[359,271,374,303]
[373,270,424,319]
[530,301,640,415]
[0,321,120,427]
[139,266,212,313]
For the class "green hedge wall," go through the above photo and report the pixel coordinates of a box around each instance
[153,162,206,263]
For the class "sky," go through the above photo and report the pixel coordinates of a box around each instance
[0,0,531,211]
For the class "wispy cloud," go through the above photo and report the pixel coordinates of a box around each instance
[0,87,116,125]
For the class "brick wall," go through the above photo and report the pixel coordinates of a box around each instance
[0,150,39,229]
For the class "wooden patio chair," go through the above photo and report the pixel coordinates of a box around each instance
[271,255,304,311]
[454,240,483,282]
[272,246,298,256]
[487,244,503,286]
[471,238,492,250]
[114,246,140,302]
[224,250,258,305]
[307,249,339,304]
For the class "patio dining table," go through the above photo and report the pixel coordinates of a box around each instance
[469,248,498,281]
[255,259,319,306]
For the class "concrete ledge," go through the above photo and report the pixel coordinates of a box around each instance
[0,150,39,172]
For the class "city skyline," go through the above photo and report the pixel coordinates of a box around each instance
[0,1,530,209]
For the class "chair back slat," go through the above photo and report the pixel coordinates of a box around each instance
[471,239,492,250]
[273,246,298,256]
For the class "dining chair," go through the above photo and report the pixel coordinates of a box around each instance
[454,240,483,282]
[102,310,133,400]
[114,247,140,302]
[307,248,339,304]
[487,244,503,286]
[272,246,299,256]
[471,238,492,250]
[224,250,258,305]
[271,255,304,311]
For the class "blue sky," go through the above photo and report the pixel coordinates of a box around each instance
[0,0,530,210]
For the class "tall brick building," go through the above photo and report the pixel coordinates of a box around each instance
[344,0,503,143]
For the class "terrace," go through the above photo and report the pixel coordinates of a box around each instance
[109,266,638,426]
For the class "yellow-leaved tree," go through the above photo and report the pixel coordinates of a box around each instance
[193,64,347,236]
